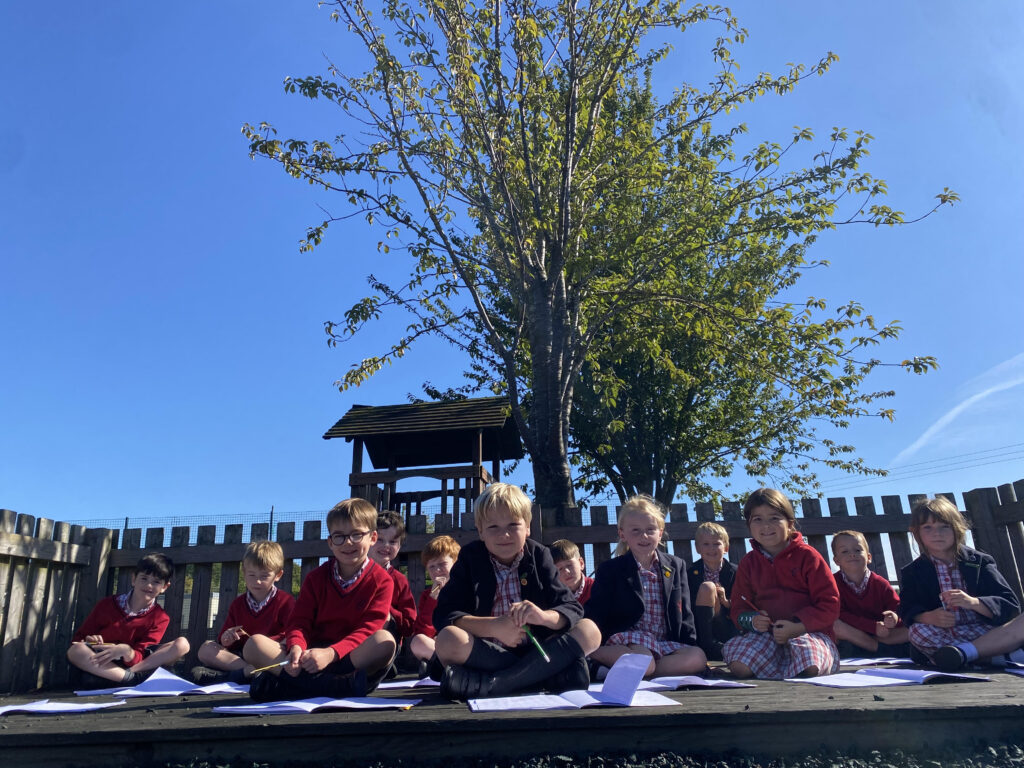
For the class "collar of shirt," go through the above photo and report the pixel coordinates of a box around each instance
[116,590,156,619]
[489,549,525,576]
[572,578,587,601]
[839,569,871,596]
[246,585,278,614]
[332,557,371,591]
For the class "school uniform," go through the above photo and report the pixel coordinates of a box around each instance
[384,564,418,639]
[723,531,840,679]
[899,546,1019,658]
[285,558,394,662]
[73,595,170,667]
[434,538,582,642]
[216,588,295,653]
[585,550,697,649]
[412,589,438,638]
[835,570,901,636]
[574,575,595,606]
[688,557,738,643]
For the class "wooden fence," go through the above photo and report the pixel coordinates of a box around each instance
[2,479,1023,694]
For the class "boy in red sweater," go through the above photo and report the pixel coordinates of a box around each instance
[409,534,461,671]
[68,553,190,687]
[192,540,295,684]
[371,511,418,642]
[831,530,909,658]
[245,498,396,701]
[550,539,593,605]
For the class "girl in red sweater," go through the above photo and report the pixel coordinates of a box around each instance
[723,488,840,679]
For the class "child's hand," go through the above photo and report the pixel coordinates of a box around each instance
[717,585,730,608]
[91,643,130,666]
[875,620,891,639]
[751,612,773,633]
[917,608,956,628]
[771,620,805,645]
[881,610,899,629]
[285,644,304,675]
[299,647,337,674]
[221,626,246,646]
[508,600,544,627]
[430,576,448,600]
[491,616,526,647]
[941,589,980,611]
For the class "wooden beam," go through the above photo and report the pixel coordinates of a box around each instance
[0,531,92,565]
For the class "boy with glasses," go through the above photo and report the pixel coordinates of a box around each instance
[245,498,396,701]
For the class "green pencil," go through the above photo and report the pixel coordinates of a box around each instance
[523,627,550,662]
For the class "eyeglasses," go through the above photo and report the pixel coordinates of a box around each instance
[328,530,371,546]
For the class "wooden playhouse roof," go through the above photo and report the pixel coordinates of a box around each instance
[322,396,524,469]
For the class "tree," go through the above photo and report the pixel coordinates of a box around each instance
[244,0,955,513]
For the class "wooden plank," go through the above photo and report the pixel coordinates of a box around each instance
[589,506,612,570]
[0,514,34,693]
[668,503,691,564]
[186,526,217,653]
[965,487,1023,603]
[251,522,270,542]
[212,525,244,642]
[76,527,114,629]
[799,498,825,563]
[145,526,165,551]
[0,531,92,564]
[16,518,54,692]
[881,496,915,581]
[721,501,746,560]
[277,522,296,595]
[853,497,889,581]
[350,465,490,485]
[300,519,322,585]
[49,523,80,690]
[163,527,190,642]
[117,529,142,594]
[0,509,18,659]
[435,513,453,534]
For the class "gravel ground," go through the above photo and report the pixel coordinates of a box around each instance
[148,744,1024,768]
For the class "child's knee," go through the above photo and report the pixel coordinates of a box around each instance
[696,581,717,606]
[434,626,469,658]
[198,640,221,661]
[174,636,191,656]
[571,619,602,654]
[728,661,753,678]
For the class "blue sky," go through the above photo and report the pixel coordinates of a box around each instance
[2,1,1022,527]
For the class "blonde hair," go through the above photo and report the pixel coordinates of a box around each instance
[695,521,729,548]
[327,497,379,533]
[743,488,796,526]
[421,535,461,567]
[830,530,868,556]
[614,495,667,556]
[910,496,968,555]
[244,540,285,573]
[474,482,532,528]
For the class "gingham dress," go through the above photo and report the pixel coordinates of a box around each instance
[606,558,684,659]
[908,556,989,658]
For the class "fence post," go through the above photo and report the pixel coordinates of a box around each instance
[965,486,1023,603]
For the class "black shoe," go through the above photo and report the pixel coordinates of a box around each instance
[705,641,724,663]
[543,655,590,693]
[383,662,398,680]
[440,665,490,700]
[248,672,283,702]
[191,665,230,685]
[933,645,966,672]
[427,653,445,682]
[417,659,430,679]
[909,645,931,666]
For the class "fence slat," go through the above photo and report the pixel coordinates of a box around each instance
[589,506,612,571]
[881,496,914,576]
[212,524,245,646]
[799,498,827,565]
[668,503,691,564]
[117,528,143,594]
[186,526,217,657]
[16,518,54,692]
[0,510,18,660]
[277,522,296,595]
[0,514,35,692]
[49,523,80,689]
[966,487,1023,603]
[853,497,889,581]
[300,519,322,586]
[163,526,191,642]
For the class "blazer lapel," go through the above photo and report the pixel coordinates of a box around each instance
[658,551,674,606]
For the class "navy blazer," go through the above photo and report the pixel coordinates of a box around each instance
[686,557,737,617]
[899,546,1019,627]
[434,538,582,641]
[585,549,697,645]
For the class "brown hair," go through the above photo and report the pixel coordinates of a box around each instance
[830,530,868,556]
[910,496,968,555]
[549,539,582,563]
[743,488,796,526]
[244,540,285,573]
[135,553,174,582]
[376,510,406,541]
[327,497,378,533]
[421,535,461,567]
[474,482,532,528]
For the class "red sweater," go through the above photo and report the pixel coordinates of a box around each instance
[217,589,295,652]
[577,575,595,605]
[731,532,840,640]
[285,559,393,660]
[73,596,170,667]
[412,589,438,638]
[386,565,418,638]
[834,570,902,636]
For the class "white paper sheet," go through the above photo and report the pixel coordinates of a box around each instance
[839,657,913,667]
[213,696,421,714]
[375,677,441,690]
[0,699,127,715]
[642,675,756,690]
[75,667,249,697]
[785,668,990,687]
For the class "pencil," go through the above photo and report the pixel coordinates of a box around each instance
[523,627,550,663]
[741,595,762,613]
[250,660,289,675]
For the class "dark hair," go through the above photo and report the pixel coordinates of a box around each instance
[135,553,174,582]
[910,496,968,555]
[743,488,796,526]
[376,510,406,541]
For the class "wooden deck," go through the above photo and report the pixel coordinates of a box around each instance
[3,668,1024,767]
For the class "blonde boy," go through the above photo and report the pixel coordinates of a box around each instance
[433,483,601,700]
[68,553,190,687]
[192,541,295,684]
[550,539,594,605]
[689,521,738,661]
[831,529,909,656]
[245,498,396,701]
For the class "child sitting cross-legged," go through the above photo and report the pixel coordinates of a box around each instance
[371,511,418,650]
[585,495,707,678]
[688,521,738,662]
[191,540,295,684]
[434,483,602,700]
[68,553,190,688]
[244,498,396,701]
[408,535,461,675]
[550,539,594,606]
[830,529,909,658]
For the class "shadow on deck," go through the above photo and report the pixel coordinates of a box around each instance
[3,670,1024,767]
